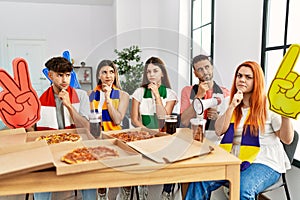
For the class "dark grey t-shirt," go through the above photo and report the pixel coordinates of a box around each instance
[54,94,65,129]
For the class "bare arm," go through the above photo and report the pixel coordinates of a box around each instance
[154,96,176,116]
[181,104,196,127]
[215,90,243,136]
[275,116,294,144]
[181,82,208,127]
[130,98,146,128]
[215,104,235,136]
[150,83,176,116]
[65,104,89,129]
[106,90,129,125]
[59,89,89,129]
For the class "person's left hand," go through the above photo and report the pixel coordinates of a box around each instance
[207,107,219,120]
[0,58,41,128]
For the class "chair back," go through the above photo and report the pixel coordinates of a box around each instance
[283,131,299,164]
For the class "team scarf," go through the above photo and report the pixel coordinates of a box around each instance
[190,81,223,130]
[219,111,260,171]
[89,84,121,131]
[141,85,167,129]
[37,86,79,130]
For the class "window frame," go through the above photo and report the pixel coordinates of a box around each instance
[191,0,215,84]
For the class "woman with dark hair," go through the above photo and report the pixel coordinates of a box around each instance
[131,56,177,129]
[185,61,294,200]
[89,59,129,200]
[131,57,178,200]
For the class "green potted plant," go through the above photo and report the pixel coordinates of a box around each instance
[114,45,144,95]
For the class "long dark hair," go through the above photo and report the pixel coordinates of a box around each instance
[141,57,172,88]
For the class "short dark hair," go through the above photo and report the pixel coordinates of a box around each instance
[192,54,212,69]
[45,57,73,73]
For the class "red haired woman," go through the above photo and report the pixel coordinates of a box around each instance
[185,61,294,200]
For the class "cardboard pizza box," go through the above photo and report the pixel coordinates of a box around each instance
[126,128,214,163]
[102,127,167,142]
[50,139,143,175]
[0,140,54,179]
[26,128,95,142]
[0,128,27,146]
[0,128,26,135]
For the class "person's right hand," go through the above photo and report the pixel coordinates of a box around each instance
[231,90,243,108]
[196,81,209,98]
[102,83,112,99]
[148,82,160,98]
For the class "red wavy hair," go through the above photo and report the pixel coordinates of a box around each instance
[230,61,267,136]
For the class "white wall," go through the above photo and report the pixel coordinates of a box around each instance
[0,1,115,73]
[115,0,183,112]
[214,0,264,89]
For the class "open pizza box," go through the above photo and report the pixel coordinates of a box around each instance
[50,139,143,175]
[102,127,167,142]
[0,128,27,146]
[26,128,95,142]
[0,140,54,179]
[126,128,214,163]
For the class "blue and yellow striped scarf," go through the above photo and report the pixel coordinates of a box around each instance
[89,85,121,131]
[219,112,260,171]
[141,85,167,129]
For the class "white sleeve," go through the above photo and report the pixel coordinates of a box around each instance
[167,88,178,104]
[76,89,90,120]
[270,110,282,132]
[131,87,144,102]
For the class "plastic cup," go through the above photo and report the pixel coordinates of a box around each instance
[157,115,166,132]
[89,113,102,138]
[190,118,206,142]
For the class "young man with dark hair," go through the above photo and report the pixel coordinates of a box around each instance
[180,54,230,130]
[33,56,96,200]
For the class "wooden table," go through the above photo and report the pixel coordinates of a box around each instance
[0,129,241,200]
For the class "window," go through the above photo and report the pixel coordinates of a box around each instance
[191,0,215,84]
[261,0,300,164]
[261,0,300,88]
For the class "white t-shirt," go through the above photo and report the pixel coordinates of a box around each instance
[132,87,178,116]
[232,108,290,173]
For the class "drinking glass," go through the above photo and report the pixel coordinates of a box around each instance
[165,115,177,134]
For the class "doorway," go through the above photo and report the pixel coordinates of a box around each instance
[3,38,49,96]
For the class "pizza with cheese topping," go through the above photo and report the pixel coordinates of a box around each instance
[35,132,81,145]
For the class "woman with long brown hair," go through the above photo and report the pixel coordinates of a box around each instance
[185,61,294,200]
[89,59,129,200]
[131,56,178,200]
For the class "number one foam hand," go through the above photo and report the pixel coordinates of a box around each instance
[268,44,300,119]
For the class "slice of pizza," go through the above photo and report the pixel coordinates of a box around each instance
[61,146,119,164]
[110,130,154,142]
[35,132,82,145]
